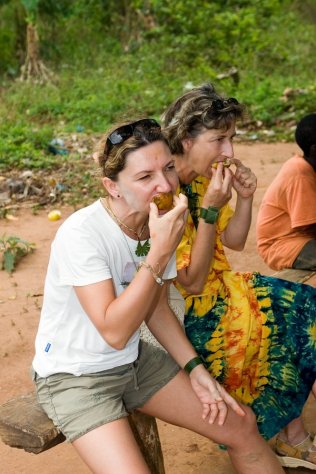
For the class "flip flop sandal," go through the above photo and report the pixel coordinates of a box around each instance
[275,432,316,470]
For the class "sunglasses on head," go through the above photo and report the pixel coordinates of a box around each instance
[211,97,239,111]
[106,118,161,153]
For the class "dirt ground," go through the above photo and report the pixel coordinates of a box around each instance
[0,142,315,473]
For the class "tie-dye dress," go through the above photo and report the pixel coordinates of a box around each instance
[176,176,316,440]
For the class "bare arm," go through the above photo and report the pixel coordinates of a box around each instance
[75,194,188,350]
[221,194,253,250]
[147,283,245,424]
[177,160,257,292]
[221,158,257,250]
[177,164,233,294]
[176,218,217,294]
[75,270,163,350]
[146,283,197,365]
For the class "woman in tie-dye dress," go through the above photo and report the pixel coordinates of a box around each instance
[162,83,316,470]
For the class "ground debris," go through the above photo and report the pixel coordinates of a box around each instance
[0,133,102,213]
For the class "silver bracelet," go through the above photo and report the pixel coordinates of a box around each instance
[137,261,164,286]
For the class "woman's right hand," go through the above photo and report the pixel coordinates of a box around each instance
[189,364,245,425]
[202,163,233,209]
[149,192,188,255]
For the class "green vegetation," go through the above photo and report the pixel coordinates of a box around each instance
[0,0,316,173]
[0,235,35,272]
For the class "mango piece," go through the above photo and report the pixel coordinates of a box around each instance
[223,158,231,167]
[212,159,231,169]
[152,192,173,211]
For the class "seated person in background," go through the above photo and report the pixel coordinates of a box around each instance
[256,113,316,271]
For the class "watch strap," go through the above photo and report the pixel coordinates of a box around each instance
[200,206,219,224]
[184,356,204,374]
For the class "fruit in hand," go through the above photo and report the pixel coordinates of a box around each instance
[152,192,173,211]
[223,158,231,167]
[212,159,231,169]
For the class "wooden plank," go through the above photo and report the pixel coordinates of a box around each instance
[0,392,165,472]
[0,393,65,454]
[285,467,315,474]
[273,269,316,284]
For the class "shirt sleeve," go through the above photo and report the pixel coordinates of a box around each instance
[53,225,111,287]
[284,176,316,228]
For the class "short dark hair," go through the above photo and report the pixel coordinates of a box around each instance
[295,113,316,157]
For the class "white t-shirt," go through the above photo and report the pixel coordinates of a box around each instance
[32,200,176,377]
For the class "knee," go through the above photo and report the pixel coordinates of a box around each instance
[237,405,257,431]
[226,405,259,449]
[244,404,257,426]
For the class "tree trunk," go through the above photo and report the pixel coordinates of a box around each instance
[19,22,53,84]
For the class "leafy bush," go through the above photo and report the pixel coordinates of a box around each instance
[0,235,35,273]
[0,0,315,171]
[0,121,56,170]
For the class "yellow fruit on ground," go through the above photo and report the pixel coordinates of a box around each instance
[48,210,62,221]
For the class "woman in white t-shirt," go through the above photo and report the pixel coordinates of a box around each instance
[32,118,284,474]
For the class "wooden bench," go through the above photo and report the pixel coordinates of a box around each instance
[272,268,316,286]
[0,392,165,473]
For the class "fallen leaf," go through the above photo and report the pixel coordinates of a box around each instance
[5,214,18,221]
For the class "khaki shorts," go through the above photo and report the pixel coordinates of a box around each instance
[32,340,179,442]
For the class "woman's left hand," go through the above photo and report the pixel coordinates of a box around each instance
[190,365,245,425]
[231,158,257,198]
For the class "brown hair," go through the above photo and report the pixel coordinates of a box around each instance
[162,83,245,155]
[94,118,166,181]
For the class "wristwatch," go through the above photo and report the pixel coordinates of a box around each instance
[200,206,220,224]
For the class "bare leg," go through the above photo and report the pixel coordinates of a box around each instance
[279,382,316,445]
[279,416,308,445]
[72,417,150,474]
[139,370,284,474]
